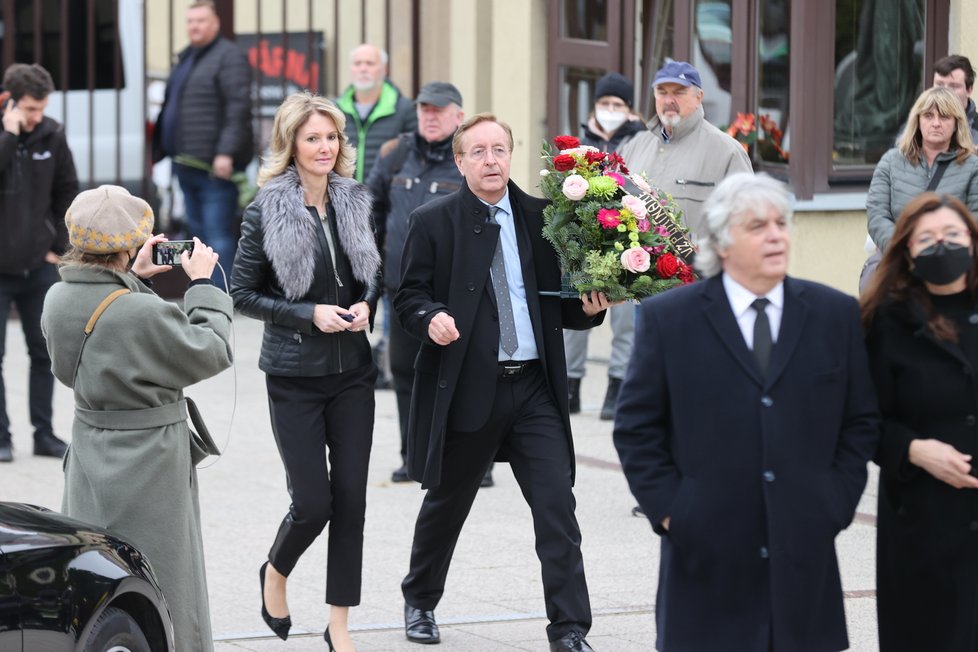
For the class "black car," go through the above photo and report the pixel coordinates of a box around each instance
[0,502,174,651]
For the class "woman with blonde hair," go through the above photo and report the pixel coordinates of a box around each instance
[231,92,381,651]
[867,86,978,253]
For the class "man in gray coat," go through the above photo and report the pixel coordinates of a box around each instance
[153,0,253,284]
[618,61,753,238]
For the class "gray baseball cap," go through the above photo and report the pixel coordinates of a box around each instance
[415,81,463,107]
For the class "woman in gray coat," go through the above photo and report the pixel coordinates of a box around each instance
[867,86,978,252]
[41,185,232,652]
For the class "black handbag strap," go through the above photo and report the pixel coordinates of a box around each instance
[926,159,951,192]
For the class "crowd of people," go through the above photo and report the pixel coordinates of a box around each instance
[4,0,978,649]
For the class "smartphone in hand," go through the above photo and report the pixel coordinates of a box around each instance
[152,240,195,266]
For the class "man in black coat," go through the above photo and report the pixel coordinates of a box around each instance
[613,173,879,651]
[153,0,252,284]
[394,114,609,652]
[367,81,465,483]
[0,63,79,463]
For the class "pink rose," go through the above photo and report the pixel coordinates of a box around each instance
[597,208,622,229]
[622,194,648,218]
[629,173,652,194]
[562,174,588,201]
[620,247,651,273]
[605,171,625,186]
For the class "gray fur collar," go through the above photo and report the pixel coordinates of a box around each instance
[255,166,380,301]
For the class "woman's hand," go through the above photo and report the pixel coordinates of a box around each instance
[181,237,218,281]
[347,301,370,332]
[908,438,978,489]
[313,304,357,333]
[131,233,172,278]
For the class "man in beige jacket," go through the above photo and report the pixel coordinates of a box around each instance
[619,61,753,238]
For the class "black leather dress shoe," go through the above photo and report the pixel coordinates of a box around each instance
[0,443,12,463]
[550,631,595,652]
[404,603,440,644]
[391,464,411,482]
[33,434,67,458]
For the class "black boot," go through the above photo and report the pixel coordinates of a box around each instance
[600,377,622,421]
[567,377,581,414]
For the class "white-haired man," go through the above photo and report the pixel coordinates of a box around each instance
[613,173,879,651]
[336,43,417,182]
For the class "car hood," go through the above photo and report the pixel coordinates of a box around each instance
[0,502,121,555]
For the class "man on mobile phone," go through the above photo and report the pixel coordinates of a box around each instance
[0,63,79,463]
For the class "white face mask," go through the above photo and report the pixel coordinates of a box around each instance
[596,108,628,133]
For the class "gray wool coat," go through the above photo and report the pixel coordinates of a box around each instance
[41,264,233,652]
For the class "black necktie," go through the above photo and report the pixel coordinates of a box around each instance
[751,298,772,376]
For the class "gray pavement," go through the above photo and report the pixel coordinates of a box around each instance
[1,300,881,650]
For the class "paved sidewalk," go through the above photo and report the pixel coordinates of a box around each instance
[1,302,881,650]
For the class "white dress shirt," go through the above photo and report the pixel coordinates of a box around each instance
[722,273,784,350]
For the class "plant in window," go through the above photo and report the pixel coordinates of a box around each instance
[539,135,696,302]
[724,112,789,162]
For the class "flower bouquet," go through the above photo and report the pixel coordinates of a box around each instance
[539,135,696,302]
[725,112,789,162]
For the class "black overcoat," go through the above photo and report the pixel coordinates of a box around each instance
[394,179,602,489]
[613,274,879,651]
[868,296,978,652]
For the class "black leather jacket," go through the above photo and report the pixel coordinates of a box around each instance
[232,202,382,377]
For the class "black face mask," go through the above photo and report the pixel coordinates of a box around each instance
[911,241,972,285]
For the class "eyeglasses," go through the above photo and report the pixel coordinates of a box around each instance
[462,146,510,161]
[910,228,970,250]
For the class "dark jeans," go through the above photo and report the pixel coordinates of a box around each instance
[265,363,377,606]
[174,163,239,288]
[401,364,592,642]
[0,264,58,444]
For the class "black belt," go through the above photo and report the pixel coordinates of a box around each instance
[497,359,540,379]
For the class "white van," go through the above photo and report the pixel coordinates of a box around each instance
[0,0,145,193]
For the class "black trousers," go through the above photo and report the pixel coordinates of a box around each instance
[401,364,592,642]
[0,264,58,445]
[265,363,377,606]
[388,304,417,460]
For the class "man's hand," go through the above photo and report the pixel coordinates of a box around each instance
[2,99,22,136]
[212,154,233,180]
[909,438,978,489]
[580,291,613,316]
[661,516,671,531]
[427,312,460,346]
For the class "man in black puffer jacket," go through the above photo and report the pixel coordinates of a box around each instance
[153,0,253,285]
[366,82,465,483]
[0,63,79,463]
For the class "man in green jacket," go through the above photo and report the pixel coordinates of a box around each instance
[336,44,417,183]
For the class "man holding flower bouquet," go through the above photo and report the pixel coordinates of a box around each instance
[395,113,609,652]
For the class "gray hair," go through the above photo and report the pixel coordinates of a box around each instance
[694,173,793,278]
[348,44,389,66]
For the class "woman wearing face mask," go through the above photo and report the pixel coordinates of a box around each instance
[565,72,647,421]
[862,192,978,651]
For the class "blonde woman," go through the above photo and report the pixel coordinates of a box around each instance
[230,92,381,652]
[867,86,978,253]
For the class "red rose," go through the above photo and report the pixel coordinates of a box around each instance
[678,262,696,284]
[552,154,576,171]
[585,150,606,164]
[553,135,580,151]
[655,253,679,278]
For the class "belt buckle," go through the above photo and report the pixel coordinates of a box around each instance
[500,361,522,377]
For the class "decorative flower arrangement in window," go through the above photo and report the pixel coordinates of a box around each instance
[539,135,696,302]
[725,112,789,162]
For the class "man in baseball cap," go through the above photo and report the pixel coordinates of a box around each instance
[618,60,752,238]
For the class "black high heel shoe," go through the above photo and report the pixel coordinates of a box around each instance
[259,561,291,640]
[324,625,335,651]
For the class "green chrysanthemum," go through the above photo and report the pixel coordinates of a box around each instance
[586,175,619,200]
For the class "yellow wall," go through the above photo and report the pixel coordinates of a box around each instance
[788,211,868,297]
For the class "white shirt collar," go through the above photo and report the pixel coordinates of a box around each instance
[722,273,784,318]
